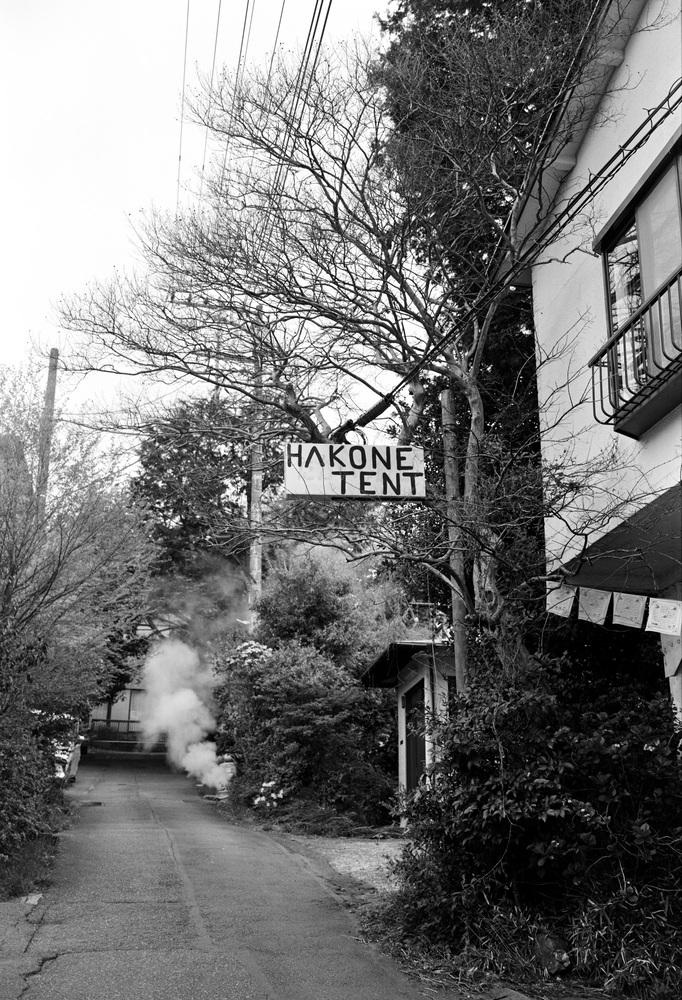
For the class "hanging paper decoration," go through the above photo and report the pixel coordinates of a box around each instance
[612,592,647,628]
[646,599,682,636]
[578,588,612,624]
[661,634,682,677]
[546,584,576,618]
[545,586,682,640]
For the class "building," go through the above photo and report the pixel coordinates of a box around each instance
[363,641,456,793]
[88,684,146,747]
[520,1,681,711]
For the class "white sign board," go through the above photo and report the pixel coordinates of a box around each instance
[284,443,426,500]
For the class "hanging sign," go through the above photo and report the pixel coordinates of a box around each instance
[284,443,426,501]
[612,592,647,628]
[578,587,612,624]
[646,598,682,636]
[546,584,576,618]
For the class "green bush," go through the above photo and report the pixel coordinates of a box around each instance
[214,640,397,827]
[255,551,402,675]
[0,710,58,863]
[384,658,682,997]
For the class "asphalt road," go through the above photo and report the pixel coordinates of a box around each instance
[19,753,466,1000]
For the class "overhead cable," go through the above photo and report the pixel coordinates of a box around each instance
[267,0,288,80]
[176,0,192,215]
[261,1,333,252]
[218,0,255,191]
[199,0,223,203]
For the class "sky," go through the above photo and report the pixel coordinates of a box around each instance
[0,0,383,393]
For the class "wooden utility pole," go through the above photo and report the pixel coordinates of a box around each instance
[441,385,469,693]
[36,348,59,522]
[247,347,263,632]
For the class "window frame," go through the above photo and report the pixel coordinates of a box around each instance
[590,143,682,438]
[593,131,682,256]
[601,153,682,342]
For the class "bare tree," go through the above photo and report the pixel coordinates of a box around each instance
[59,5,663,686]
[0,364,152,714]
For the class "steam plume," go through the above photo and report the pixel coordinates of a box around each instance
[141,639,231,789]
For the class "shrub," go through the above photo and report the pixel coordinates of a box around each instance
[255,551,402,675]
[383,657,682,997]
[0,709,58,864]
[214,639,397,827]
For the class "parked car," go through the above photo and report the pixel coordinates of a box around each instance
[52,732,83,784]
[30,710,84,784]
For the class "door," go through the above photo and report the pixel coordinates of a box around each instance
[405,679,426,791]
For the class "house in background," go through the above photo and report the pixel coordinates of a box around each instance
[520,0,681,710]
[88,683,146,747]
[363,641,456,792]
[87,617,178,749]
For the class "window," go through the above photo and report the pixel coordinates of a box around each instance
[591,153,682,437]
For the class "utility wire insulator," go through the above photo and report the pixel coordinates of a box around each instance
[330,394,396,441]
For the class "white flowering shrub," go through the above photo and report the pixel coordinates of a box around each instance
[213,638,396,826]
[253,780,286,810]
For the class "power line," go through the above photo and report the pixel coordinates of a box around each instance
[197,0,333,219]
[199,0,223,204]
[259,1,334,252]
[267,0,288,80]
[205,0,288,215]
[273,0,332,191]
[176,0,192,215]
[301,0,333,106]
[219,0,256,191]
[244,0,257,63]
[174,0,333,310]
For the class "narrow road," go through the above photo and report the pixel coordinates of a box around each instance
[19,753,463,1000]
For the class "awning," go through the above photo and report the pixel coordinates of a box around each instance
[561,482,681,594]
[362,641,451,688]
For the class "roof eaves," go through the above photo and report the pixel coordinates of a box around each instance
[512,0,647,254]
[362,640,450,688]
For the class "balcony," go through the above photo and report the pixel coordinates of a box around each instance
[89,719,144,741]
[590,265,682,438]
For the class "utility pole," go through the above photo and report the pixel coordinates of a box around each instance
[441,385,468,694]
[36,348,59,522]
[248,339,263,632]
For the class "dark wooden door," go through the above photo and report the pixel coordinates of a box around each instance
[405,679,426,790]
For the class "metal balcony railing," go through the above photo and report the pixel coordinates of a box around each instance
[590,265,682,432]
[89,719,144,740]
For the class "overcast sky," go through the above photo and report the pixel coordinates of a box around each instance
[0,0,381,383]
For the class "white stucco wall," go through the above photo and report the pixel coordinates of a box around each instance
[531,0,681,571]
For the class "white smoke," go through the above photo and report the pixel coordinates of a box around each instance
[141,638,232,790]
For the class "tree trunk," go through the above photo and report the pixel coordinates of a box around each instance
[441,386,469,693]
[37,348,59,523]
